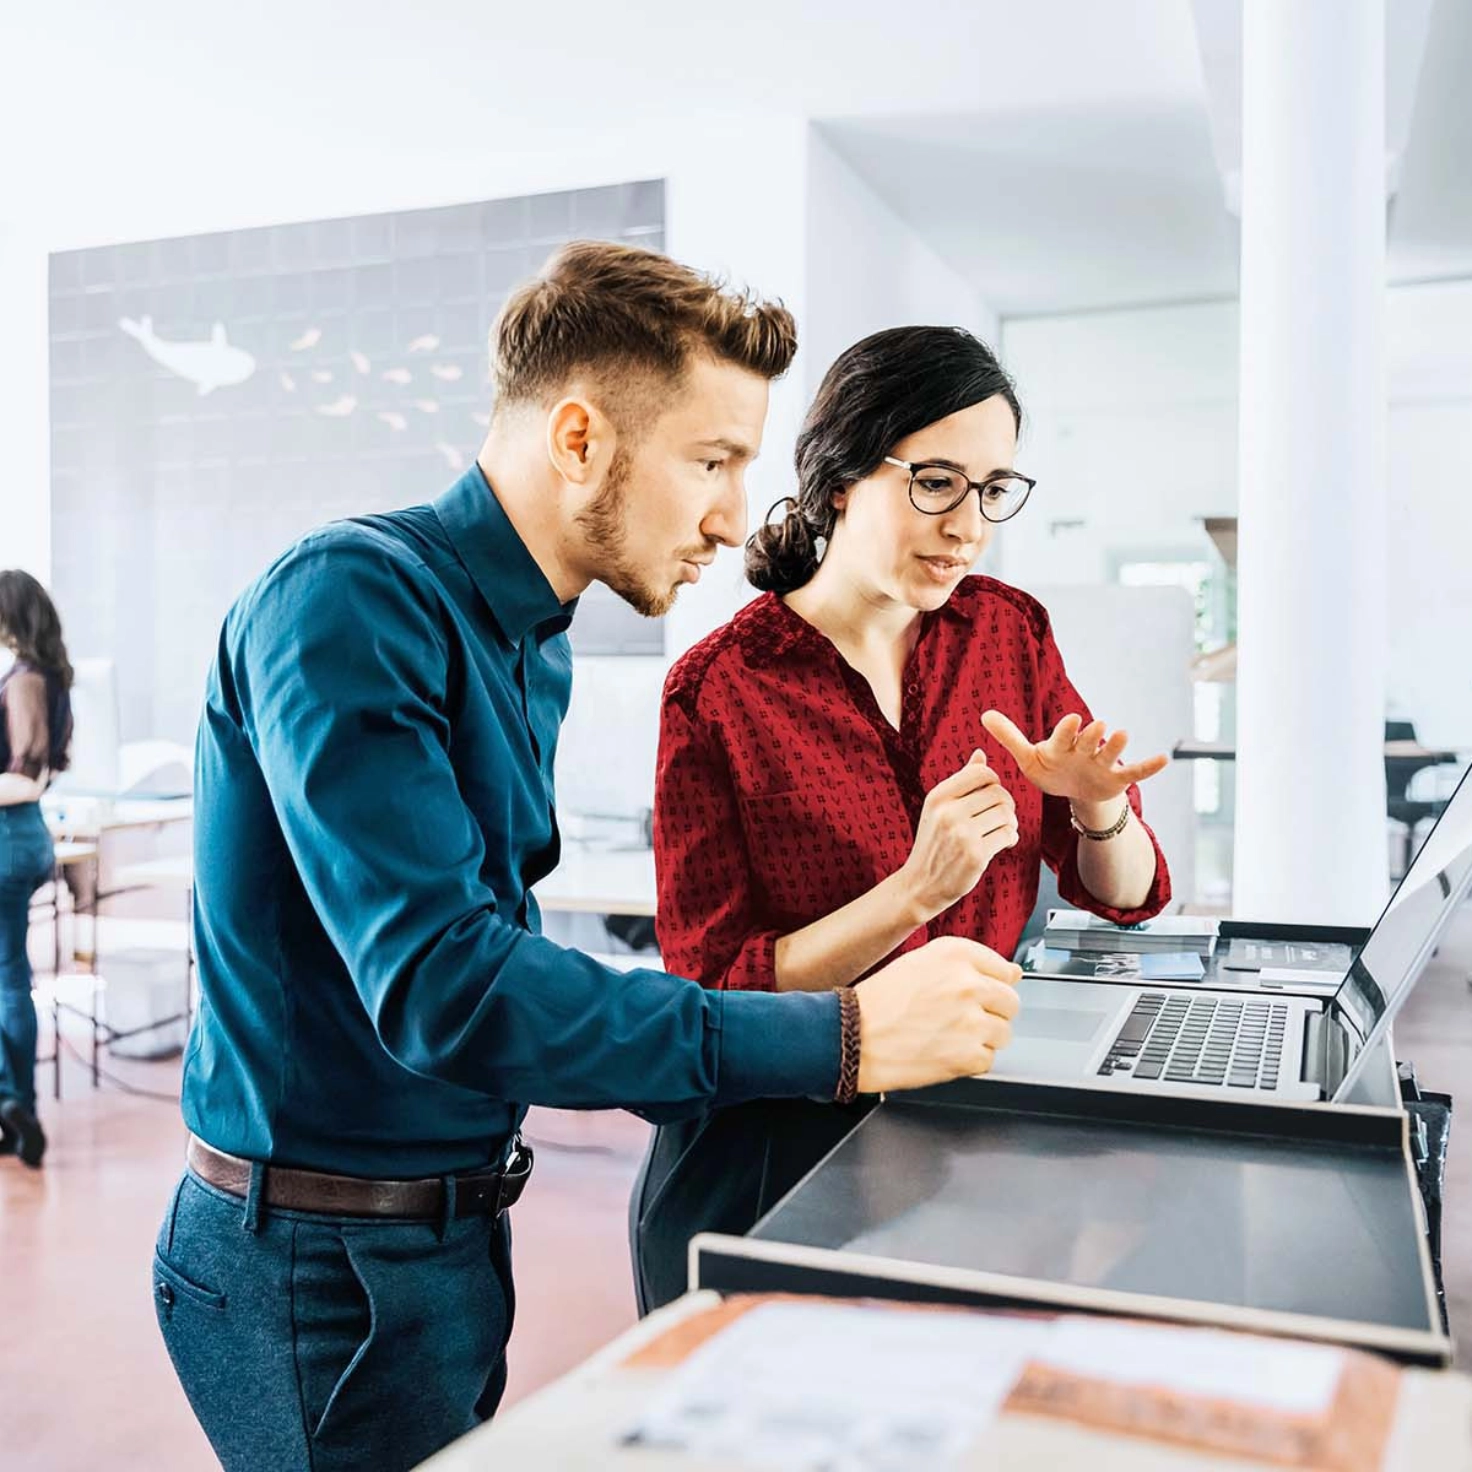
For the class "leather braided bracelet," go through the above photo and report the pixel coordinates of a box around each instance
[1069,800,1131,842]
[834,986,861,1104]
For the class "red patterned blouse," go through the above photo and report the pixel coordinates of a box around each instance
[654,576,1171,991]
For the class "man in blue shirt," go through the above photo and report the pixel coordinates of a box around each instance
[153,240,1022,1471]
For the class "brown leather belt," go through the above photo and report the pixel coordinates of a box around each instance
[186,1135,533,1220]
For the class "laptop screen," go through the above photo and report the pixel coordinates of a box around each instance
[1331,760,1472,1100]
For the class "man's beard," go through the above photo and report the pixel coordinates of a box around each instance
[575,449,681,618]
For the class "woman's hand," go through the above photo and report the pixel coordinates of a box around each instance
[898,751,1020,921]
[981,710,1168,804]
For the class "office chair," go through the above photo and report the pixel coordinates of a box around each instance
[1385,720,1448,879]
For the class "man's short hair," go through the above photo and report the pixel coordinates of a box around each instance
[491,240,797,426]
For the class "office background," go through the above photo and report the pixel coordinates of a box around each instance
[7,2,1471,907]
[3,3,1470,1468]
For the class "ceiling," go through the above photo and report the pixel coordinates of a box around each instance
[2,0,1467,318]
[823,0,1472,316]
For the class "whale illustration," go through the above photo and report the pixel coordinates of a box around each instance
[119,316,256,396]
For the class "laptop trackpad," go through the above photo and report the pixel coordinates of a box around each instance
[992,1005,1116,1080]
[1022,1006,1115,1042]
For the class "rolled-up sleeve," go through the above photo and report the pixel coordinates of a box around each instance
[234,545,838,1118]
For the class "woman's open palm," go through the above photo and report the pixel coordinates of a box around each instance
[980,710,1168,803]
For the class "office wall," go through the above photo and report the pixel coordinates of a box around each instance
[48,185,667,744]
[1,114,813,590]
[1031,584,1196,905]
[1001,282,1472,747]
[1385,282,1472,747]
[804,130,998,401]
[2,118,817,827]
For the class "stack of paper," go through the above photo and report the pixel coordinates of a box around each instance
[1045,909,1220,957]
[1024,940,1206,982]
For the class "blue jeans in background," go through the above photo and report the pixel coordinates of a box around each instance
[153,1168,515,1471]
[0,802,54,1113]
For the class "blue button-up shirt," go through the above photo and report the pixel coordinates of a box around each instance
[183,467,840,1176]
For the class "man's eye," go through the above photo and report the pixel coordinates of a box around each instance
[703,460,724,474]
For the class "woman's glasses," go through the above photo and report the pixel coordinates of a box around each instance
[883,457,1035,523]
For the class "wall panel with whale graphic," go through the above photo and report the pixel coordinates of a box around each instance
[48,183,666,746]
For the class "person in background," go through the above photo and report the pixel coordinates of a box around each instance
[0,570,74,1168]
[634,326,1172,1310]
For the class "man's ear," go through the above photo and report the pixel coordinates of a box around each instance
[546,396,609,485]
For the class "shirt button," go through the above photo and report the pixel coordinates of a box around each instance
[156,1281,175,1307]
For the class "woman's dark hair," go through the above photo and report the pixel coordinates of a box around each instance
[746,325,1022,594]
[0,570,74,688]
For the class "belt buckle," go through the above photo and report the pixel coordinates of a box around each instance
[457,1136,534,1219]
[494,1136,534,1214]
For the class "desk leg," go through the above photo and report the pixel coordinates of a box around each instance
[50,862,60,981]
[89,852,100,1090]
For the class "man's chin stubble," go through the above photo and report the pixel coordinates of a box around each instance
[604,571,679,619]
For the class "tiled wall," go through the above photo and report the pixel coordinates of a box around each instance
[49,181,666,744]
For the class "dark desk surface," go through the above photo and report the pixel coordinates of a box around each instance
[749,1095,1438,1339]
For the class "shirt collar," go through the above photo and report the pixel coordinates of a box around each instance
[736,594,831,667]
[432,465,576,644]
[738,578,981,667]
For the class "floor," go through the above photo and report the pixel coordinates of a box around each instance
[3,905,1469,1470]
[0,1033,651,1471]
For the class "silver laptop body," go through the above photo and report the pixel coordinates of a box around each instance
[989,762,1472,1104]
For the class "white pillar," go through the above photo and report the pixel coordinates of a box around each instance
[1233,0,1388,922]
[0,224,51,580]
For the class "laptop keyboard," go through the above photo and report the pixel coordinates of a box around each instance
[1097,993,1290,1089]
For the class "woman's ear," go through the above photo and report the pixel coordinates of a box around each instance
[830,488,848,513]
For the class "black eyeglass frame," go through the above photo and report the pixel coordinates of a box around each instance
[883,455,1037,523]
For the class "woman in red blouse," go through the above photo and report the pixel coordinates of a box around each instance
[631,326,1172,1311]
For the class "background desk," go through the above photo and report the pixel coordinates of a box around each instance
[1172,740,1459,769]
[1173,741,1462,877]
[533,847,656,918]
[37,796,195,1085]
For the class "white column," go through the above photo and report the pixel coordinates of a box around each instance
[0,224,52,580]
[1233,0,1388,922]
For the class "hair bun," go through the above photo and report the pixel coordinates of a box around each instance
[744,498,820,594]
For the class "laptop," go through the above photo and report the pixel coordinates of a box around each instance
[990,762,1472,1103]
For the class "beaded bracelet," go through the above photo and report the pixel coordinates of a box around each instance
[1069,800,1131,842]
